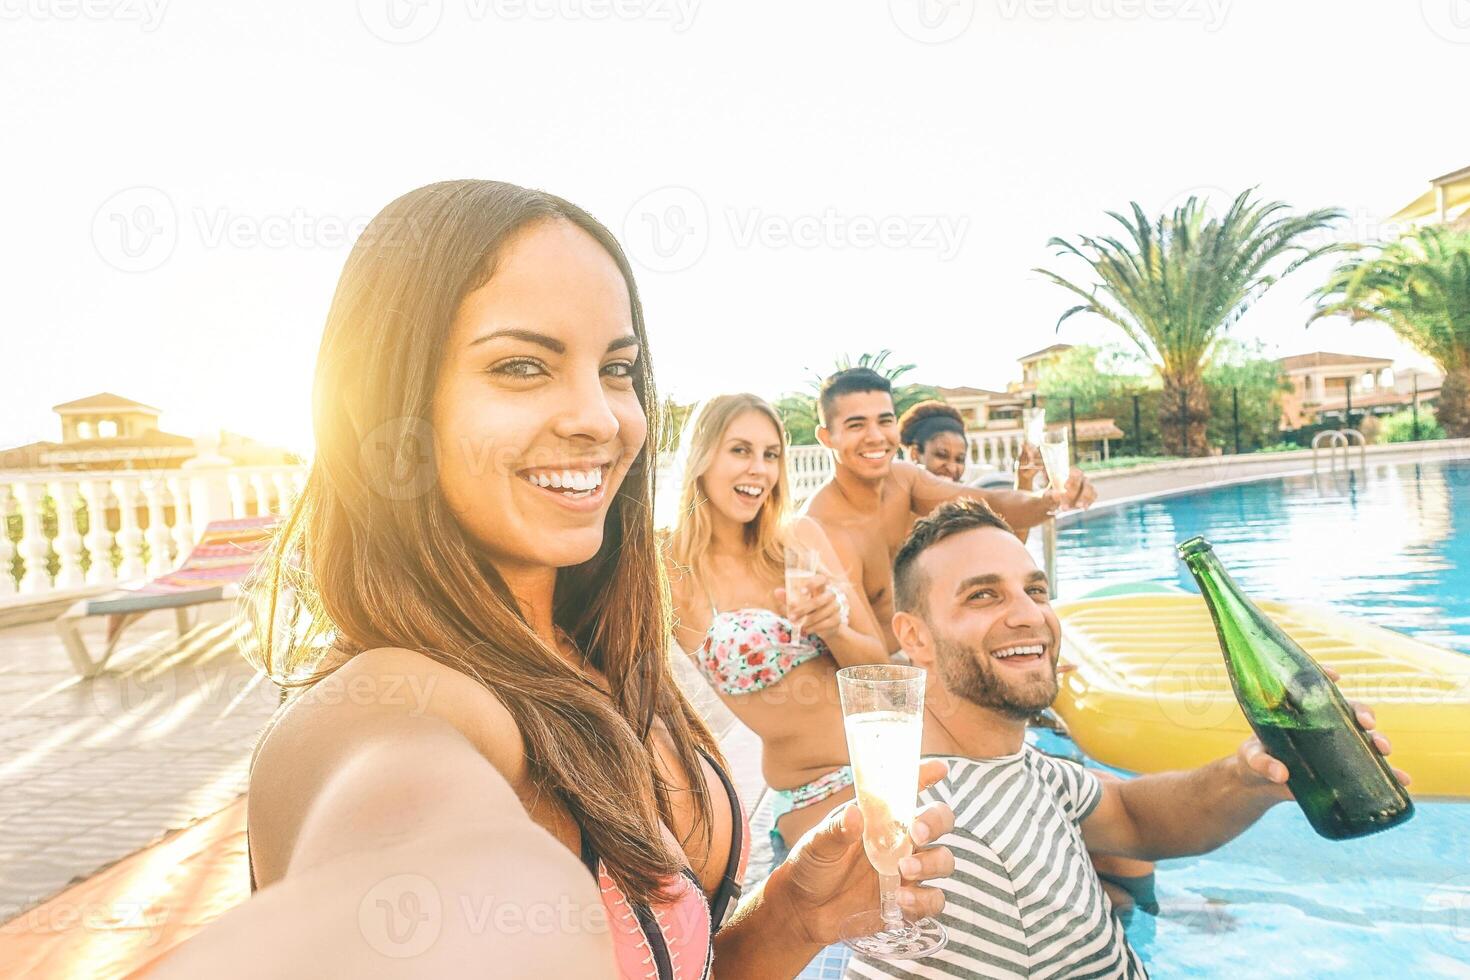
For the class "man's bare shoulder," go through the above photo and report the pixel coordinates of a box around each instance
[803,481,857,523]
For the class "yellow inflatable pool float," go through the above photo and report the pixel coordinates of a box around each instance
[1052,591,1470,798]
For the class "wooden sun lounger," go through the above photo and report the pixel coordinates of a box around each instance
[55,516,279,678]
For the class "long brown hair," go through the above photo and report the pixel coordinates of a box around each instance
[666,393,791,593]
[248,180,720,904]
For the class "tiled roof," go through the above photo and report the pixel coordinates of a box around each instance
[1017,343,1073,364]
[50,392,162,414]
[1278,352,1392,372]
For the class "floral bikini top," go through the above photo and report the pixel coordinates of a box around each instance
[693,589,843,695]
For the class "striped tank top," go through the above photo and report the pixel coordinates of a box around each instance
[846,747,1147,979]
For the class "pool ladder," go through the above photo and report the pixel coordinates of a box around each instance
[1312,428,1366,474]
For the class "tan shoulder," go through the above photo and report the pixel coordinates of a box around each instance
[253,647,525,800]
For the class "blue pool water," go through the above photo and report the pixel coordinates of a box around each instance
[1052,457,1470,654]
[1041,456,1470,977]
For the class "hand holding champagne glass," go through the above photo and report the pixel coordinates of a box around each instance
[836,664,947,959]
[782,542,822,653]
[1039,429,1071,503]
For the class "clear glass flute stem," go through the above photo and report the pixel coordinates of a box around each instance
[879,873,902,929]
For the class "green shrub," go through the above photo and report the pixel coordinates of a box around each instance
[1377,406,1445,443]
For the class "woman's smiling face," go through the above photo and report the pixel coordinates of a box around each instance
[432,218,647,574]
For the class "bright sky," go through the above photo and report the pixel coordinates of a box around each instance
[2,0,1464,456]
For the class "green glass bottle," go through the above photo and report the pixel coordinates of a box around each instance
[1177,536,1414,840]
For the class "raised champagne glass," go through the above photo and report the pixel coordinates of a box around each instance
[782,542,822,654]
[1039,428,1070,495]
[836,664,948,959]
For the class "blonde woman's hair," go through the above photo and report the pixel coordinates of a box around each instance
[667,394,791,593]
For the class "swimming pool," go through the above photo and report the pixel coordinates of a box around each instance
[1040,456,1470,977]
[1050,457,1470,655]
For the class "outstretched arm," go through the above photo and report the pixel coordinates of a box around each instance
[154,715,614,978]
[901,460,1095,531]
[1081,701,1405,861]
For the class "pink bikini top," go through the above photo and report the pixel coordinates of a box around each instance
[580,748,749,979]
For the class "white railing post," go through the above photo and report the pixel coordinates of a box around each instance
[112,476,147,581]
[270,471,296,516]
[166,474,195,558]
[50,480,86,589]
[12,481,51,593]
[143,476,174,574]
[182,451,237,532]
[0,484,16,595]
[79,477,117,586]
[227,473,249,518]
[248,473,272,517]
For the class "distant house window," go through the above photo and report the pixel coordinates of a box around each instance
[76,420,93,440]
[98,419,118,438]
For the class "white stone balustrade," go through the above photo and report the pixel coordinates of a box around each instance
[1,434,1021,600]
[0,464,306,600]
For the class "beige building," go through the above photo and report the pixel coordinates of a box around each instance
[934,343,1122,461]
[1391,164,1470,228]
[1278,353,1441,429]
[1015,343,1074,390]
[0,393,298,472]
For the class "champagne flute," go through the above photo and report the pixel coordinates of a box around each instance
[1040,429,1071,498]
[782,543,822,652]
[836,664,948,960]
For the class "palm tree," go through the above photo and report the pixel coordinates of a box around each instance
[1037,191,1344,455]
[1310,226,1470,437]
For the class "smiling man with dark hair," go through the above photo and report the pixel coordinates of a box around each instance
[805,370,1097,652]
[846,499,1407,980]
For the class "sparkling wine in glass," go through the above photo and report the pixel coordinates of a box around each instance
[836,665,947,960]
[1040,429,1071,495]
[783,543,822,652]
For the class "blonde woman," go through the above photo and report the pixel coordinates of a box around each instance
[666,395,890,856]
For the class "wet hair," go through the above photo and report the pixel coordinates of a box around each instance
[898,400,966,453]
[818,367,892,426]
[893,498,1014,614]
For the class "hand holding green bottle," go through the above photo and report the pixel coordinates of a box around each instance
[1231,664,1412,801]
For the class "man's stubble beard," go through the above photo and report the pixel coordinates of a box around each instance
[934,628,1059,721]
